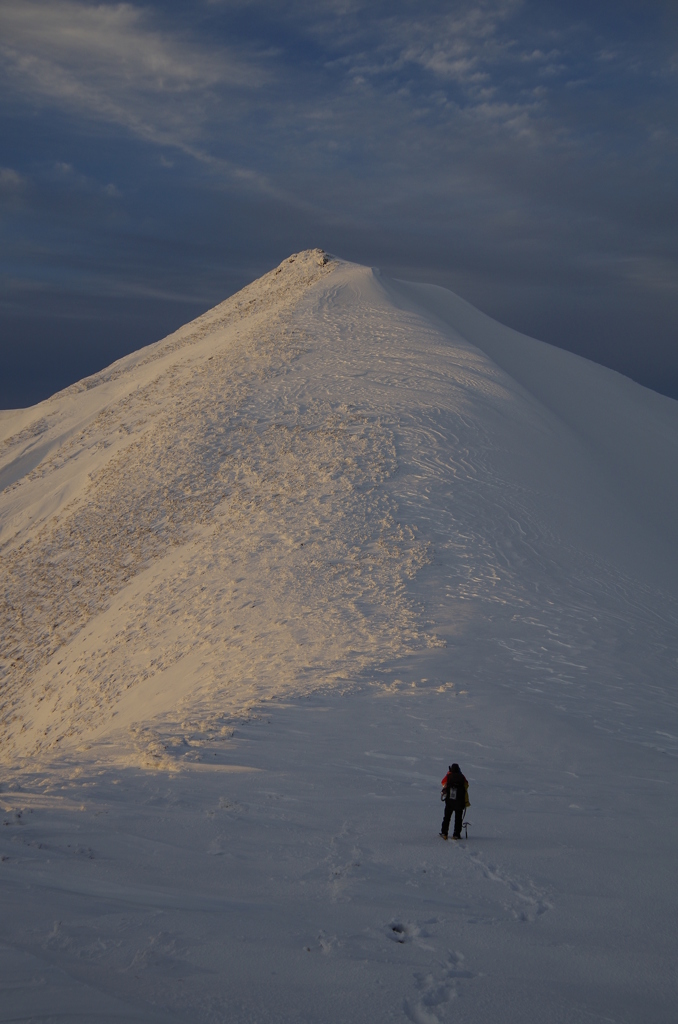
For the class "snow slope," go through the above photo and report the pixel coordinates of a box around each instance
[1,249,677,1023]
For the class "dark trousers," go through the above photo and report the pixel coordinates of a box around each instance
[441,800,463,837]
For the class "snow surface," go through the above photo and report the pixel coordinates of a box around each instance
[1,248,677,1022]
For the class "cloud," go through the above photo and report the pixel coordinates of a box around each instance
[615,255,678,295]
[391,3,521,83]
[0,166,25,190]
[46,160,123,199]
[0,165,26,211]
[314,3,518,87]
[0,1,267,150]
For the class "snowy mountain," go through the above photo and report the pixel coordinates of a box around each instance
[1,249,677,1023]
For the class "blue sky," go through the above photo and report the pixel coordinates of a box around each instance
[1,0,676,406]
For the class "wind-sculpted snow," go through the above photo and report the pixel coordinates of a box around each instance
[1,250,677,1023]
[1,251,438,764]
[2,248,677,768]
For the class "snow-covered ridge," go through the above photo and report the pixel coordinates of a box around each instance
[1,249,677,771]
[390,277,678,555]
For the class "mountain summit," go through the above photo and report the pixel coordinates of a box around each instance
[1,249,677,768]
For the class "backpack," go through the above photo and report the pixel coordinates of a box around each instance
[440,774,471,808]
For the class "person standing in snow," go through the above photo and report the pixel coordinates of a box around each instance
[440,763,468,840]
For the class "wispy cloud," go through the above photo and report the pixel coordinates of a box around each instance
[0,166,25,190]
[0,1,267,149]
[385,3,521,85]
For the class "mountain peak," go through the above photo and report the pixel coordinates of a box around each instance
[1,254,677,770]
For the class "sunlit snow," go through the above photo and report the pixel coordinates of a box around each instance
[1,249,676,1023]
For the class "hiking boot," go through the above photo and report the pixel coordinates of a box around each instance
[439,832,448,840]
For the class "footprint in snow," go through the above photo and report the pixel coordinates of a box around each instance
[470,852,553,921]
[404,950,476,1024]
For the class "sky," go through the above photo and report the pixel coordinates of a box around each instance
[1,0,677,408]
